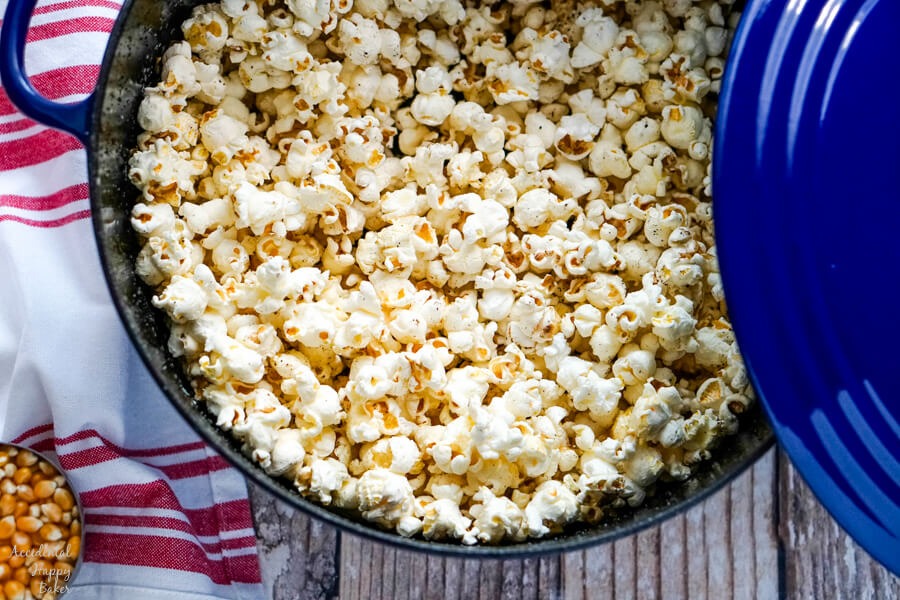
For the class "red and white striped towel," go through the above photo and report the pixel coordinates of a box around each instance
[0,1,265,597]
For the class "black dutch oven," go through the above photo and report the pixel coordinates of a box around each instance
[0,0,771,557]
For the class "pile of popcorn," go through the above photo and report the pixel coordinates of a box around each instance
[129,0,750,543]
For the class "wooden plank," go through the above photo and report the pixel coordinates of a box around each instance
[561,450,778,600]
[751,451,780,600]
[612,533,637,600]
[338,538,562,600]
[427,553,451,600]
[730,449,779,600]
[658,515,687,600]
[684,489,708,600]
[571,534,615,600]
[561,547,586,600]
[538,555,563,600]
[461,558,481,600]
[249,482,340,600]
[779,454,900,599]
[634,526,660,600]
[703,483,734,597]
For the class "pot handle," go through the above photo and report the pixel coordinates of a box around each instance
[0,0,93,144]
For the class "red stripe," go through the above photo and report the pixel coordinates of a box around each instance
[59,446,230,479]
[55,429,207,458]
[0,65,100,116]
[0,129,83,170]
[0,184,88,211]
[0,119,41,135]
[84,532,261,584]
[26,16,115,43]
[87,514,256,551]
[30,438,57,453]
[161,455,231,480]
[0,210,90,228]
[80,482,254,533]
[0,0,121,26]
[32,0,122,15]
[11,423,54,444]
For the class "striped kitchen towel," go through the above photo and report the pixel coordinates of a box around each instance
[0,0,265,598]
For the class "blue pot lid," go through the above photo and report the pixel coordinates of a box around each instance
[714,0,900,574]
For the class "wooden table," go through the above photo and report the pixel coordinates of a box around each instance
[251,450,899,599]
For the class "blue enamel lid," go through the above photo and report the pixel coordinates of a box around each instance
[714,0,900,574]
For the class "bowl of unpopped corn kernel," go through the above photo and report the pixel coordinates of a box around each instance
[0,444,82,598]
[1,0,782,556]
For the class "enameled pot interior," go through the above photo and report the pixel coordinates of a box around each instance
[89,0,772,556]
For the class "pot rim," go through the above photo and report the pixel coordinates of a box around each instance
[86,0,774,558]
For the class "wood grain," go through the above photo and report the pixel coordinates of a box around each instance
[339,544,563,600]
[779,455,900,600]
[249,484,340,600]
[561,451,778,600]
[250,448,900,599]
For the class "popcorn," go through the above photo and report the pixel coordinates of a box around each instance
[513,188,566,230]
[524,480,579,537]
[605,46,649,87]
[652,295,698,352]
[131,202,176,237]
[183,4,230,62]
[157,42,203,99]
[474,267,516,321]
[694,325,733,370]
[571,9,619,69]
[612,347,657,385]
[360,436,421,475]
[644,203,687,247]
[656,243,706,288]
[624,117,661,152]
[285,0,337,37]
[606,86,641,124]
[410,91,455,129]
[660,104,709,152]
[588,324,623,364]
[209,335,267,384]
[232,181,305,236]
[557,357,622,428]
[293,384,344,434]
[527,30,574,83]
[393,0,462,24]
[233,388,292,454]
[199,108,250,164]
[129,140,206,205]
[337,14,381,65]
[505,288,561,349]
[137,94,176,133]
[268,429,306,475]
[152,275,208,322]
[306,458,351,504]
[180,197,235,234]
[387,308,427,343]
[137,221,202,284]
[132,0,748,545]
[444,365,490,412]
[554,114,600,160]
[488,62,540,105]
[418,498,471,540]
[470,405,523,463]
[470,489,525,543]
[588,140,632,179]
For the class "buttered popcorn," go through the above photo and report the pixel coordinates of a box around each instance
[130,0,750,543]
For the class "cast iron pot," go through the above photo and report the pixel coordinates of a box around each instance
[0,0,772,557]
